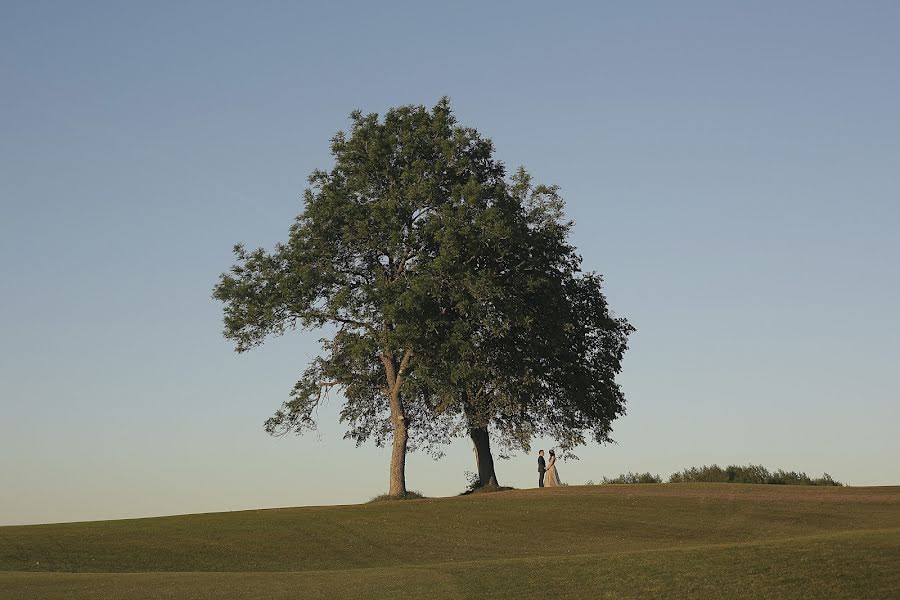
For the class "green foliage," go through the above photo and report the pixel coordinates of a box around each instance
[413,164,635,459]
[213,98,635,484]
[602,472,663,484]
[459,471,513,494]
[463,470,481,493]
[213,98,508,459]
[668,464,843,486]
[367,491,426,502]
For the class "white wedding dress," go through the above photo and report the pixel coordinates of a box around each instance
[544,457,562,487]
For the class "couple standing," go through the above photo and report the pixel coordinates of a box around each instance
[537,449,562,487]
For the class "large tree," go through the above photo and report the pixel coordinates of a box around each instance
[215,99,633,495]
[213,99,503,496]
[413,167,634,487]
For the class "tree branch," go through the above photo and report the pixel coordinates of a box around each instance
[393,349,413,394]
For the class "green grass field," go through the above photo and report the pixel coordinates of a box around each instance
[2,484,898,599]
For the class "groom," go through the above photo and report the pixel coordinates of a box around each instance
[537,449,546,488]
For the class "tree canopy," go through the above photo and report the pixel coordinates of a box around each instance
[214,99,633,495]
[410,167,634,485]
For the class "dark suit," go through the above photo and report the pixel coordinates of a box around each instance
[538,455,546,487]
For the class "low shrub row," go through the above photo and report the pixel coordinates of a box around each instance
[597,472,663,484]
[596,464,843,486]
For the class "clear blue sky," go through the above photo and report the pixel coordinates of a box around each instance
[2,1,898,526]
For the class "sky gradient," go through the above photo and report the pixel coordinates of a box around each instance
[2,1,899,526]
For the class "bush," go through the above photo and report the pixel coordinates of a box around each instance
[459,470,513,495]
[668,465,728,483]
[602,472,662,484]
[367,491,426,502]
[463,470,481,493]
[668,464,842,486]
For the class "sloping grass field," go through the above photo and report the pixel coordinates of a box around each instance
[1,484,898,599]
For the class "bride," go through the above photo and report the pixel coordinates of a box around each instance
[544,450,563,487]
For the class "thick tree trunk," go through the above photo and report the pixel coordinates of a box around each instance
[382,349,413,497]
[388,401,409,496]
[469,425,499,487]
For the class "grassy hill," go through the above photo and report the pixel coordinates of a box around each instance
[2,484,899,599]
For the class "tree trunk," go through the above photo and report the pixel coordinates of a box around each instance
[382,350,412,497]
[389,401,409,496]
[469,425,499,487]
